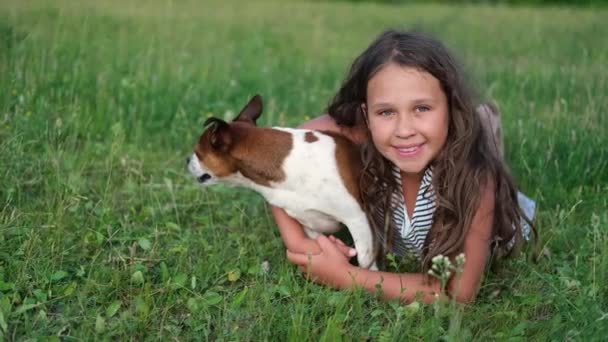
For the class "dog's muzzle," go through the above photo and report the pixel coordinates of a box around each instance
[198,173,211,183]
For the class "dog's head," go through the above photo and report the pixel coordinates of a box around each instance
[187,95,263,185]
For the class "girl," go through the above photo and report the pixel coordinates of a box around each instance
[271,30,536,304]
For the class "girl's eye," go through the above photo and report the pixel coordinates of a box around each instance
[379,110,394,116]
[415,105,431,113]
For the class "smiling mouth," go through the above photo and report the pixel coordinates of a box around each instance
[198,173,211,183]
[394,143,424,157]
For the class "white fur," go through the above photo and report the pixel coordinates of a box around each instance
[188,154,219,185]
[189,128,377,270]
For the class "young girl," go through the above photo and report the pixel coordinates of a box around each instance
[271,30,536,304]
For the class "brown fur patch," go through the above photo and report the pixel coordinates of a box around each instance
[229,124,292,186]
[195,136,238,178]
[321,131,362,203]
[195,122,293,186]
[304,131,319,143]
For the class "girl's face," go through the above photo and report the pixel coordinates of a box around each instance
[365,63,449,177]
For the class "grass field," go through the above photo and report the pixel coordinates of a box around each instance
[1,0,607,340]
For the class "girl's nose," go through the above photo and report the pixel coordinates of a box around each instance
[394,114,416,138]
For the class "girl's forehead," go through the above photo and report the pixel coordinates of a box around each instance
[366,63,445,103]
[371,63,437,82]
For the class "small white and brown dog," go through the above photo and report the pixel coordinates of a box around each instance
[187,95,377,270]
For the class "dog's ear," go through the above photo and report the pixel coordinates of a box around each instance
[234,95,263,125]
[204,118,232,152]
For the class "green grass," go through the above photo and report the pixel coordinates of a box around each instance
[1,0,607,340]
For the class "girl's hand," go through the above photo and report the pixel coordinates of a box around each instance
[286,235,356,288]
[328,235,357,258]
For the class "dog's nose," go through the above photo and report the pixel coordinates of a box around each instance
[186,156,191,165]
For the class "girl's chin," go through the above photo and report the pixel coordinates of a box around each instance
[397,165,426,176]
[388,158,427,175]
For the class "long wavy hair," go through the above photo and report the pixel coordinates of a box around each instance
[327,30,536,272]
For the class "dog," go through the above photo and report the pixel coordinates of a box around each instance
[187,95,377,270]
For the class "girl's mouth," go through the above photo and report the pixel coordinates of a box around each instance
[394,143,424,157]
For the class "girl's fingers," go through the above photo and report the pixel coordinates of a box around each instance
[322,236,357,257]
[328,235,355,256]
[286,236,356,267]
[286,250,312,266]
[337,244,356,257]
[329,235,347,246]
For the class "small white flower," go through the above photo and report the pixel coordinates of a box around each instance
[455,253,466,267]
[432,254,444,263]
[261,260,270,274]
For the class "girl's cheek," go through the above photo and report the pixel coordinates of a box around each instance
[368,126,388,144]
[368,117,391,134]
[366,120,380,138]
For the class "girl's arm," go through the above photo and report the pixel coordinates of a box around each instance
[287,180,496,304]
[270,206,321,254]
[271,207,357,256]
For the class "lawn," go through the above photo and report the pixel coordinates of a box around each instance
[0,0,607,340]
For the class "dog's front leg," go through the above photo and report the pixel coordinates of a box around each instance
[344,215,378,271]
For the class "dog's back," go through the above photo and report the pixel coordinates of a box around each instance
[187,95,376,269]
[255,128,363,234]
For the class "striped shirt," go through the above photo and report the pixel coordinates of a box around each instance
[373,164,535,258]
[373,165,436,257]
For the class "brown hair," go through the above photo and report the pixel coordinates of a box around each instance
[326,30,536,272]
